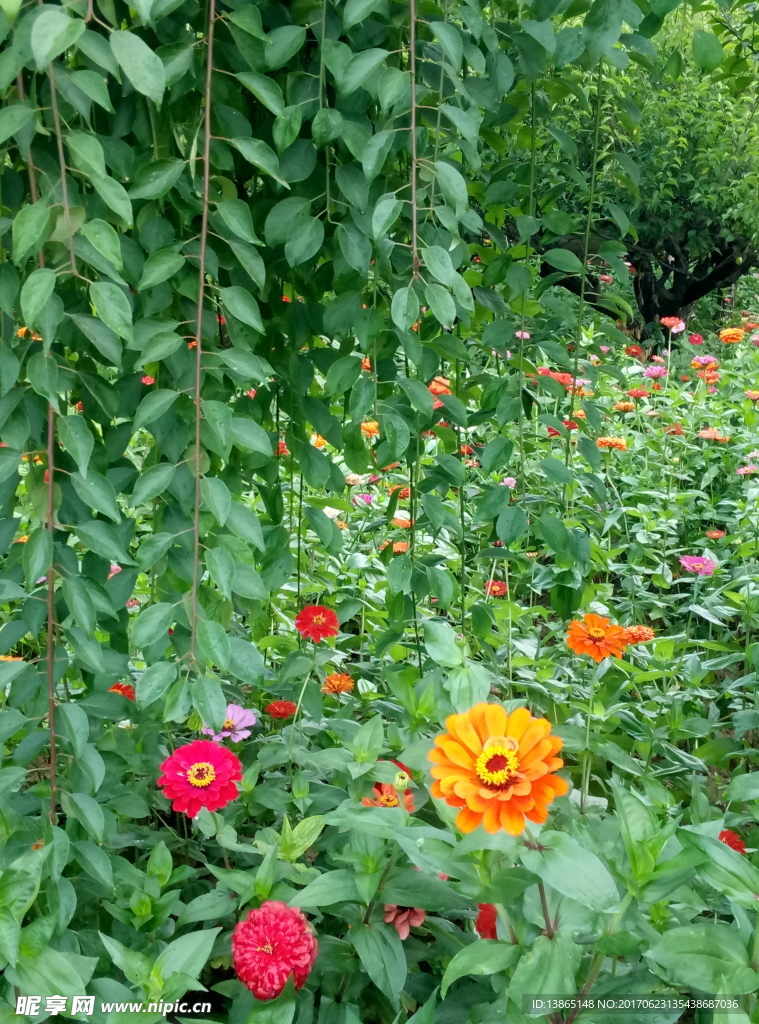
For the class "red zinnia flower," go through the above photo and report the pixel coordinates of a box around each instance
[109,681,136,701]
[627,388,649,399]
[476,903,498,939]
[275,441,290,457]
[233,902,317,1001]
[157,739,242,818]
[362,782,415,812]
[485,580,508,597]
[141,375,155,385]
[625,345,644,359]
[266,700,298,719]
[295,604,340,643]
[688,333,704,345]
[719,829,746,855]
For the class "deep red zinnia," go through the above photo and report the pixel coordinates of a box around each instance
[719,829,747,854]
[233,901,317,1000]
[476,903,498,939]
[156,739,242,818]
[295,604,340,643]
[265,700,298,719]
[109,681,136,700]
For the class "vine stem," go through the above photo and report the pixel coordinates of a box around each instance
[189,0,217,667]
[47,67,77,276]
[562,58,605,511]
[409,0,419,278]
[46,403,57,824]
[517,81,538,493]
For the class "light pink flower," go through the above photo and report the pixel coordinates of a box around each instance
[514,331,530,339]
[737,465,758,476]
[353,493,373,506]
[383,905,425,940]
[500,477,517,489]
[202,703,257,743]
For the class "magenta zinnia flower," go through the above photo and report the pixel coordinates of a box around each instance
[737,465,758,476]
[202,703,257,743]
[643,366,668,379]
[679,555,717,576]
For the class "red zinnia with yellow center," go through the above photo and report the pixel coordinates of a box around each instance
[566,613,628,662]
[428,703,568,835]
[157,739,242,818]
[295,604,340,643]
[363,782,415,811]
[109,681,136,700]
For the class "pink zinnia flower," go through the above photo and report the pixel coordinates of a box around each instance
[500,477,517,489]
[600,345,610,353]
[737,465,758,476]
[643,366,668,379]
[514,331,530,339]
[202,703,257,743]
[679,555,717,576]
[157,739,243,818]
[353,493,373,506]
[689,333,704,345]
[383,905,425,940]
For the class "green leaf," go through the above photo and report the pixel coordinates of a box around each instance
[80,219,122,270]
[132,603,174,648]
[61,792,104,842]
[227,6,266,38]
[190,675,226,730]
[497,504,528,546]
[237,72,285,117]
[129,159,185,201]
[110,30,166,107]
[342,48,389,95]
[89,282,132,342]
[265,25,307,69]
[131,462,176,506]
[13,200,50,266]
[387,553,412,594]
[391,286,419,332]
[31,9,85,69]
[430,21,463,69]
[200,477,231,525]
[285,217,325,267]
[230,418,272,456]
[424,283,456,328]
[647,922,759,994]
[72,470,121,522]
[153,928,221,982]
[136,662,177,708]
[441,941,519,998]
[509,933,582,1011]
[519,831,618,911]
[133,389,179,430]
[344,0,384,28]
[0,104,34,145]
[423,618,465,668]
[27,350,58,408]
[543,248,584,273]
[197,620,230,669]
[434,161,468,216]
[138,248,184,289]
[91,174,133,226]
[692,29,723,72]
[228,240,266,290]
[351,923,406,1008]
[206,547,235,599]
[220,286,264,333]
[20,268,56,327]
[61,577,95,635]
[74,521,135,565]
[22,528,52,588]
[325,356,362,396]
[231,138,289,188]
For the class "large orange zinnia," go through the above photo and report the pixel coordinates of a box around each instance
[428,703,568,835]
[566,613,628,662]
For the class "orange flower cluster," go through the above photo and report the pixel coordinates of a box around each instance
[322,672,355,694]
[16,326,42,341]
[361,357,372,371]
[428,703,568,835]
[566,614,628,662]
[311,434,328,449]
[696,370,720,384]
[614,401,635,413]
[389,485,411,500]
[361,421,380,439]
[596,436,627,450]
[627,388,649,399]
[719,327,745,344]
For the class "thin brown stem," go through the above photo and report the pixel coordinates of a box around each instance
[409,0,419,278]
[189,0,217,667]
[47,67,77,275]
[538,882,556,939]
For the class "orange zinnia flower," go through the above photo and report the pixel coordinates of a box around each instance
[322,672,355,694]
[361,420,380,439]
[698,428,730,442]
[596,436,627,451]
[363,782,415,812]
[566,613,628,662]
[361,357,372,371]
[389,485,411,500]
[614,401,635,412]
[719,327,745,344]
[392,515,413,528]
[311,434,328,449]
[428,703,568,835]
[621,625,655,644]
[428,376,452,396]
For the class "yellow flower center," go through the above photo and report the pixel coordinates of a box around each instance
[312,614,325,625]
[692,562,704,570]
[256,942,275,954]
[475,738,520,789]
[223,719,235,730]
[588,627,606,639]
[379,792,400,807]
[187,762,216,787]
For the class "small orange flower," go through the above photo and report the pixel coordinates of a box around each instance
[566,613,628,662]
[188,340,198,349]
[428,703,568,835]
[311,434,328,449]
[746,391,759,401]
[621,625,656,644]
[392,515,414,528]
[596,436,627,451]
[361,420,380,439]
[614,401,635,412]
[275,441,290,457]
[699,428,730,442]
[719,327,745,344]
[361,357,372,371]
[705,529,726,540]
[336,519,348,530]
[363,782,415,812]
[665,422,685,436]
[627,388,649,400]
[573,409,586,419]
[389,485,411,500]
[14,535,29,543]
[392,541,409,554]
[322,672,355,694]
[0,654,23,661]
[428,376,452,396]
